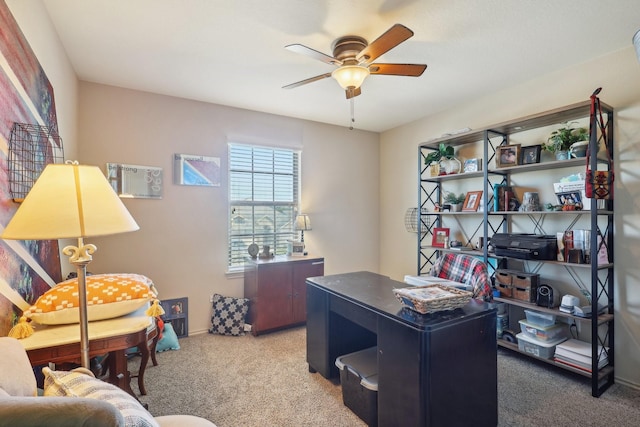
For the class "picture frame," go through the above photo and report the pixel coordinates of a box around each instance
[463,158,482,173]
[432,227,450,248]
[521,145,542,164]
[160,297,189,338]
[462,190,483,211]
[428,163,440,177]
[106,163,163,199]
[556,191,582,207]
[496,144,521,168]
[173,154,221,187]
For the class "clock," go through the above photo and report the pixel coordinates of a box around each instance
[247,243,259,258]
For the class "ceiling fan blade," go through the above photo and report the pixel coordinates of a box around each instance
[285,44,342,66]
[369,63,427,76]
[345,87,362,99]
[356,24,414,65]
[283,73,332,89]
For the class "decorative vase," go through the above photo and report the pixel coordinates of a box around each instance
[555,150,569,161]
[519,192,541,212]
[451,203,463,212]
[439,157,461,175]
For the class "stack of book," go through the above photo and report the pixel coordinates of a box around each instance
[554,339,609,373]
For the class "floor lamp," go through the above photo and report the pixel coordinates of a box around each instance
[1,161,139,369]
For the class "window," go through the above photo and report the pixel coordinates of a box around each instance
[228,143,300,269]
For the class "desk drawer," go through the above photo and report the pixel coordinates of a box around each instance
[330,296,377,333]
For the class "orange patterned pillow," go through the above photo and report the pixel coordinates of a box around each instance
[24,273,157,325]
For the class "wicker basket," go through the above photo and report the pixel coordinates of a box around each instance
[393,284,472,314]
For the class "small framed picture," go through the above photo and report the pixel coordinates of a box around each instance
[432,227,450,248]
[428,163,440,177]
[496,144,521,168]
[462,191,483,212]
[521,145,542,164]
[463,158,482,173]
[556,191,582,207]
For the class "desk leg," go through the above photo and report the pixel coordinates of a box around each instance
[107,350,136,398]
[138,340,150,395]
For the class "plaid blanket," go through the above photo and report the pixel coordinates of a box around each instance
[429,253,492,300]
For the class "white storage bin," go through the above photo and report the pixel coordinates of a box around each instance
[516,332,566,359]
[519,319,566,342]
[524,309,556,327]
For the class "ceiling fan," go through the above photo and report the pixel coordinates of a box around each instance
[283,24,427,99]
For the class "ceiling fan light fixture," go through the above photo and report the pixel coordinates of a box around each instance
[331,65,370,90]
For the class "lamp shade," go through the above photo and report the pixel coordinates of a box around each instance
[634,29,640,63]
[295,214,312,231]
[331,65,370,89]
[2,162,139,240]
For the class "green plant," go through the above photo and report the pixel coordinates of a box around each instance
[444,192,466,205]
[424,143,455,166]
[543,121,588,153]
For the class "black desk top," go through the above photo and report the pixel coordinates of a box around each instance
[306,271,495,331]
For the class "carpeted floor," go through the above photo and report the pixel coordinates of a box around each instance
[130,326,640,426]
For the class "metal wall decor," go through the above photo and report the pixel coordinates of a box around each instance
[8,123,64,202]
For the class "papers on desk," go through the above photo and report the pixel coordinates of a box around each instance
[404,275,472,292]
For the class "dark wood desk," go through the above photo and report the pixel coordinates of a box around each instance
[20,308,155,398]
[306,271,498,427]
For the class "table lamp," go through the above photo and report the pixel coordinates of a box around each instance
[1,160,139,368]
[295,214,312,243]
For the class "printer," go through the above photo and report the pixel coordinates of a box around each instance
[491,233,558,261]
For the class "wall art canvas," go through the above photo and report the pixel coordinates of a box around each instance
[173,153,220,186]
[0,1,62,335]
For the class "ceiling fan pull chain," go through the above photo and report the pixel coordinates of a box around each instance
[349,98,355,130]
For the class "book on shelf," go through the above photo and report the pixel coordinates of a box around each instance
[555,339,609,366]
[554,355,607,373]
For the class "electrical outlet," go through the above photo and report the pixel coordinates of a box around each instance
[244,324,252,332]
[209,294,214,303]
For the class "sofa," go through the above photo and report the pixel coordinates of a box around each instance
[0,337,215,427]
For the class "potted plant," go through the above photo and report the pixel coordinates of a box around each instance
[424,143,460,174]
[444,192,466,212]
[543,122,588,160]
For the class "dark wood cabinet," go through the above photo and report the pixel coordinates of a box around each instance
[244,255,324,335]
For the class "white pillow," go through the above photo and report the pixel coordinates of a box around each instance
[42,367,159,427]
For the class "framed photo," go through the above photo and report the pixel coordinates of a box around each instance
[556,191,582,206]
[462,191,483,211]
[496,144,521,168]
[521,145,542,164]
[463,158,482,173]
[432,227,450,248]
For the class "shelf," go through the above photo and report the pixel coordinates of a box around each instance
[487,210,613,216]
[494,296,613,325]
[487,254,613,270]
[421,170,483,182]
[497,341,614,381]
[417,97,614,397]
[422,211,485,216]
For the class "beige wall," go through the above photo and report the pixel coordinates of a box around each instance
[380,46,640,388]
[77,83,380,335]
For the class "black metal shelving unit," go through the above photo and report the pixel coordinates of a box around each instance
[417,99,614,397]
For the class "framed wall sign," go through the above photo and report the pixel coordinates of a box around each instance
[106,163,163,199]
[174,154,220,186]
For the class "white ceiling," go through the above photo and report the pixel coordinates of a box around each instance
[42,0,640,133]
